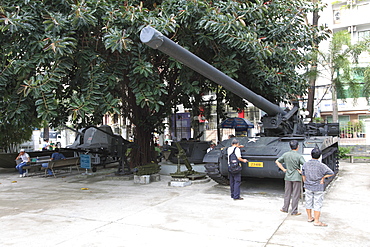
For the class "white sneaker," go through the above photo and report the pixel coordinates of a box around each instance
[22,173,27,177]
[19,174,23,178]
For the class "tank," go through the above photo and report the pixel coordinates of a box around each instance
[66,125,133,174]
[140,26,339,185]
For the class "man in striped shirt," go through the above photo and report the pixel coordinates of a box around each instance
[302,148,334,227]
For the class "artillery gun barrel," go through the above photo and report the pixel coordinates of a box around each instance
[140,26,285,117]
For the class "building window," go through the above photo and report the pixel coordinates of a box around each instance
[358,30,370,41]
[333,9,341,24]
[326,115,350,125]
[359,115,370,121]
[336,67,368,99]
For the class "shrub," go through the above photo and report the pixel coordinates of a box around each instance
[338,146,352,159]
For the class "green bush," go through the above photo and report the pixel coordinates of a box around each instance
[338,146,352,159]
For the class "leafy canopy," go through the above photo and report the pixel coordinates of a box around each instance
[0,0,329,163]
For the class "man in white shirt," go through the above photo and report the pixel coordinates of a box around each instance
[15,149,30,177]
[227,139,248,200]
[42,139,50,150]
[207,143,215,153]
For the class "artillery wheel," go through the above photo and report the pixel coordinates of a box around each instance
[204,163,229,186]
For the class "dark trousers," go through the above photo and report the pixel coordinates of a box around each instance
[229,172,242,199]
[282,180,301,214]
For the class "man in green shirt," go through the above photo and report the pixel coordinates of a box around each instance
[275,140,306,215]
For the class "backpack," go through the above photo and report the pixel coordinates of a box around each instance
[228,147,242,174]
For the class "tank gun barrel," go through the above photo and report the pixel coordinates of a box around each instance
[140,26,285,117]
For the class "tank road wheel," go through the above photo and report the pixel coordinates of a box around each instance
[204,163,229,186]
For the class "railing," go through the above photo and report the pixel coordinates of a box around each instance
[339,123,366,144]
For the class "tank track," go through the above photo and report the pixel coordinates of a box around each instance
[204,163,229,185]
[321,146,339,187]
[322,146,339,172]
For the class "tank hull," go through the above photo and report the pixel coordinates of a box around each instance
[204,136,338,184]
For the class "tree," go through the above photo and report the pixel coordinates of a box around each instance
[316,30,370,123]
[306,0,320,120]
[0,0,329,164]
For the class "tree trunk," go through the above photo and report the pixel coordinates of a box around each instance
[307,64,318,120]
[307,2,319,120]
[43,125,50,141]
[332,83,339,123]
[124,86,155,167]
[131,124,153,167]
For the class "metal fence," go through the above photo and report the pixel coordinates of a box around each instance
[339,123,365,138]
[339,122,366,144]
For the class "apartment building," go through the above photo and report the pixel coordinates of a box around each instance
[317,0,370,128]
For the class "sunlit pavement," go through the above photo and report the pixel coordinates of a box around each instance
[0,160,369,247]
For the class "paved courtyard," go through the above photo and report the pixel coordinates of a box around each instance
[0,161,369,247]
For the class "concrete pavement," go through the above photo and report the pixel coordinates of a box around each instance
[0,161,369,247]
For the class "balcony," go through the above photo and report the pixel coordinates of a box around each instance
[333,2,370,28]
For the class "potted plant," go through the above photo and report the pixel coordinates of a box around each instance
[346,121,354,138]
[354,121,364,138]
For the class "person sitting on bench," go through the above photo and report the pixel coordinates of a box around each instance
[15,149,30,177]
[42,148,66,176]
